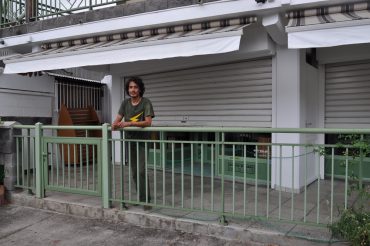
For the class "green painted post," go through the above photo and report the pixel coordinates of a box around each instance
[220,132,227,225]
[102,123,111,208]
[35,123,45,198]
[359,134,364,188]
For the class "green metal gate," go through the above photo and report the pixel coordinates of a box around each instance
[43,137,102,196]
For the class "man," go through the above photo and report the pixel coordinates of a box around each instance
[112,77,154,208]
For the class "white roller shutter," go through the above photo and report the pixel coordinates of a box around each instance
[141,59,272,127]
[325,61,370,128]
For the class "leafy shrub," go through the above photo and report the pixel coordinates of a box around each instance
[328,134,370,246]
[330,208,370,246]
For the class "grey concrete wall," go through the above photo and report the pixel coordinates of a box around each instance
[0,122,20,191]
[0,0,220,38]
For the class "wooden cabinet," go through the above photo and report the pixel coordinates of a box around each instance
[58,104,101,164]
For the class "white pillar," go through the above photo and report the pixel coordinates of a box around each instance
[272,46,320,193]
[108,74,124,164]
[272,46,301,192]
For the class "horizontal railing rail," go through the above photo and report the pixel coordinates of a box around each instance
[13,124,370,134]
[12,124,370,227]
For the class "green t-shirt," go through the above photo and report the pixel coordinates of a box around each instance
[118,97,155,139]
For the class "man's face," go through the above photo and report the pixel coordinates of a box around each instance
[128,81,140,98]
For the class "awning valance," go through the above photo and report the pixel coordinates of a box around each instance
[3,16,256,74]
[286,2,370,48]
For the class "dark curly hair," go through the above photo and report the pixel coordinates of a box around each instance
[125,76,145,97]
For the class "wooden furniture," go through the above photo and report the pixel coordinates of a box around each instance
[58,104,102,164]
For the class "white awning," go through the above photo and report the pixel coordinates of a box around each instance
[3,17,255,74]
[286,2,370,48]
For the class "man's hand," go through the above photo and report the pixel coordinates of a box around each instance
[111,122,120,130]
[112,114,124,130]
[112,121,131,130]
[118,121,132,128]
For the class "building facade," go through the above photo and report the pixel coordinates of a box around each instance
[1,0,369,192]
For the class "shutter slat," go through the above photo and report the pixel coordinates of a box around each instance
[325,61,370,128]
[141,59,272,127]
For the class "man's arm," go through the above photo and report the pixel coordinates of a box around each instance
[112,114,123,130]
[113,115,152,129]
[119,116,152,128]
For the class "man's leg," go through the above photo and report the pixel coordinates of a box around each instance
[138,143,151,203]
[130,142,139,203]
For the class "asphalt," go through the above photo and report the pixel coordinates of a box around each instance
[0,204,260,246]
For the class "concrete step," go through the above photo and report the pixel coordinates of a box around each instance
[8,191,349,246]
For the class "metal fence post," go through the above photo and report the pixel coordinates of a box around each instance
[220,132,227,225]
[359,134,364,188]
[35,122,45,198]
[102,123,111,208]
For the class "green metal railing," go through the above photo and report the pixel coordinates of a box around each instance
[0,0,24,27]
[13,124,370,227]
[0,0,125,27]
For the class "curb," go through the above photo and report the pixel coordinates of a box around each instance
[9,192,347,246]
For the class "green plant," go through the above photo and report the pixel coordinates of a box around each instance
[330,208,370,246]
[328,134,370,246]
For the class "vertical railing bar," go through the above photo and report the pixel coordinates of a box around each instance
[330,147,334,224]
[359,134,364,189]
[201,143,204,211]
[181,143,184,209]
[74,144,77,188]
[68,144,71,188]
[304,146,308,223]
[79,144,83,189]
[35,123,44,198]
[172,142,175,208]
[22,137,25,187]
[50,143,54,186]
[266,146,270,219]
[102,123,111,208]
[136,142,139,203]
[211,143,214,212]
[220,132,226,224]
[145,142,148,204]
[16,138,20,186]
[162,138,166,206]
[112,141,116,199]
[255,144,258,217]
[56,143,60,186]
[345,147,349,210]
[27,129,30,189]
[86,142,89,190]
[46,143,49,188]
[33,137,36,189]
[62,144,65,187]
[120,131,125,207]
[279,145,282,220]
[316,149,320,224]
[191,143,194,209]
[244,144,246,216]
[153,142,157,205]
[232,144,235,214]
[291,146,294,221]
[128,142,131,202]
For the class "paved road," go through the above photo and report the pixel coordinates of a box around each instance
[0,205,253,246]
